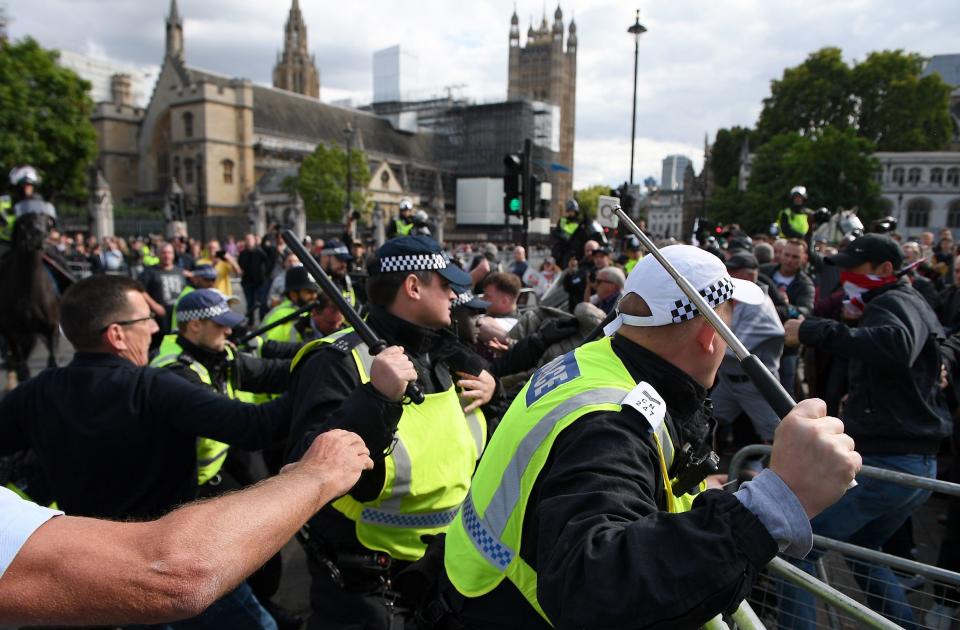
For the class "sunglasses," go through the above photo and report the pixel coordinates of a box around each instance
[100,312,156,333]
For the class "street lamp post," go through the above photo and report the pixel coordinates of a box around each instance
[627,9,647,186]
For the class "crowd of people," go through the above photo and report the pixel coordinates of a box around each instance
[0,176,955,630]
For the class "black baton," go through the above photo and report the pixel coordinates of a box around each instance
[281,230,426,404]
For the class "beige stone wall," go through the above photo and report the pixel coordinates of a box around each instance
[93,103,143,202]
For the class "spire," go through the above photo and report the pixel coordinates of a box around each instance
[165,0,184,61]
[510,4,520,46]
[552,3,563,37]
[273,0,319,97]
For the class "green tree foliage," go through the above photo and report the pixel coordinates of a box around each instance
[573,184,610,220]
[709,128,881,234]
[710,126,753,189]
[0,38,98,202]
[289,143,371,221]
[755,47,951,150]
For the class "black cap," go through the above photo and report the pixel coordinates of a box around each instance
[373,235,471,285]
[826,234,903,269]
[322,238,354,262]
[725,251,759,271]
[285,266,320,293]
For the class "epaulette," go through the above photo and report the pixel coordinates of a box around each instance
[327,331,364,354]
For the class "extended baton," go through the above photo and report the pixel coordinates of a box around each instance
[237,300,318,346]
[281,230,426,404]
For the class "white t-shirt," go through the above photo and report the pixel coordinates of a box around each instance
[0,486,62,578]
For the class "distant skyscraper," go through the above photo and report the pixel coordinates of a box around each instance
[661,154,692,191]
[373,45,418,103]
[272,0,320,98]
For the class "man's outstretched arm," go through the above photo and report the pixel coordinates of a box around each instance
[0,429,371,628]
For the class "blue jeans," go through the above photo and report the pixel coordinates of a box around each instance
[125,582,277,630]
[777,454,936,630]
[779,353,798,399]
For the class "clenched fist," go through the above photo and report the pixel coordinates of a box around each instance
[369,345,418,401]
[770,398,861,519]
[286,429,373,498]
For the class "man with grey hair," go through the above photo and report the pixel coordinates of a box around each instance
[755,241,775,265]
[590,266,625,314]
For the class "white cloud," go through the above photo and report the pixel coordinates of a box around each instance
[7,0,958,190]
[574,136,703,190]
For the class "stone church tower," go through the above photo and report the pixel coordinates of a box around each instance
[508,5,577,218]
[272,0,320,98]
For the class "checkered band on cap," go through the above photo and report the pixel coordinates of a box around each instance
[378,253,447,273]
[323,245,350,256]
[177,301,231,322]
[669,277,734,324]
[453,290,479,307]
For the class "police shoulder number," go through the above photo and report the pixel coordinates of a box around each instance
[621,381,667,431]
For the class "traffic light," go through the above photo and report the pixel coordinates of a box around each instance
[503,153,523,217]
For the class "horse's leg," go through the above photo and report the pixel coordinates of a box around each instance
[44,329,58,368]
[13,335,35,384]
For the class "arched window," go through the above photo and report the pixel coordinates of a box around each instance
[892,167,905,185]
[907,167,922,185]
[948,168,960,187]
[947,199,960,228]
[182,112,194,138]
[906,197,932,228]
[184,158,194,184]
[222,159,234,185]
[931,168,944,185]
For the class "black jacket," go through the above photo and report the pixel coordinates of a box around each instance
[0,352,293,519]
[285,306,500,551]
[938,284,960,334]
[759,263,815,321]
[447,336,778,629]
[164,335,291,394]
[799,277,951,455]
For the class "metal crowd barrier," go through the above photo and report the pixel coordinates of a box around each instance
[726,444,960,629]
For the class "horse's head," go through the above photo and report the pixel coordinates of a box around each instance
[12,211,52,253]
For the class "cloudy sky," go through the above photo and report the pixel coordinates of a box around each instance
[6,0,958,189]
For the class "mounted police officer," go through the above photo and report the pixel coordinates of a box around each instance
[285,235,500,629]
[776,185,812,239]
[387,198,416,239]
[439,244,861,628]
[1,166,57,257]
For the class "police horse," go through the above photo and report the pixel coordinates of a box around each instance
[0,209,64,389]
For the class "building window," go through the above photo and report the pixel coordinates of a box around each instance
[184,158,194,184]
[931,168,944,185]
[906,197,932,228]
[183,112,194,138]
[892,167,905,185]
[948,168,960,187]
[907,168,922,185]
[173,156,180,183]
[222,159,234,185]
[947,199,960,228]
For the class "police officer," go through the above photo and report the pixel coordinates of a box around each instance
[151,288,300,629]
[623,236,643,274]
[169,263,218,331]
[387,198,416,239]
[1,166,56,251]
[285,235,499,629]
[320,238,357,308]
[777,185,812,239]
[551,200,581,265]
[440,245,861,628]
[260,266,320,345]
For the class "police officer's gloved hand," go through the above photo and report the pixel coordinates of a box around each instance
[537,318,579,346]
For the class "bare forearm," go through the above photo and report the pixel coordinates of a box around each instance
[0,467,338,626]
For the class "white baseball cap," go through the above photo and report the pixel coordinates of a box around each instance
[604,244,765,335]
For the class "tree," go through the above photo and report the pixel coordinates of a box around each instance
[289,143,371,222]
[573,184,610,220]
[709,128,881,234]
[0,38,97,202]
[755,47,952,151]
[710,126,753,189]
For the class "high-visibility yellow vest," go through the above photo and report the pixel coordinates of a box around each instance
[624,256,640,274]
[141,245,159,267]
[394,218,414,237]
[444,337,706,624]
[0,196,12,243]
[150,335,255,485]
[777,208,809,237]
[558,217,579,239]
[291,328,487,561]
[169,285,195,332]
[261,299,302,344]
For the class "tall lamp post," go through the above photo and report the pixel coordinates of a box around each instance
[627,9,647,186]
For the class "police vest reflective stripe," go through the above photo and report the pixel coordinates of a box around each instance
[151,335,239,485]
[169,286,195,331]
[394,219,414,236]
[291,328,487,561]
[445,337,704,625]
[262,299,301,344]
[558,217,579,239]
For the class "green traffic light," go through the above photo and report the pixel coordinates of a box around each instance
[509,198,521,214]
